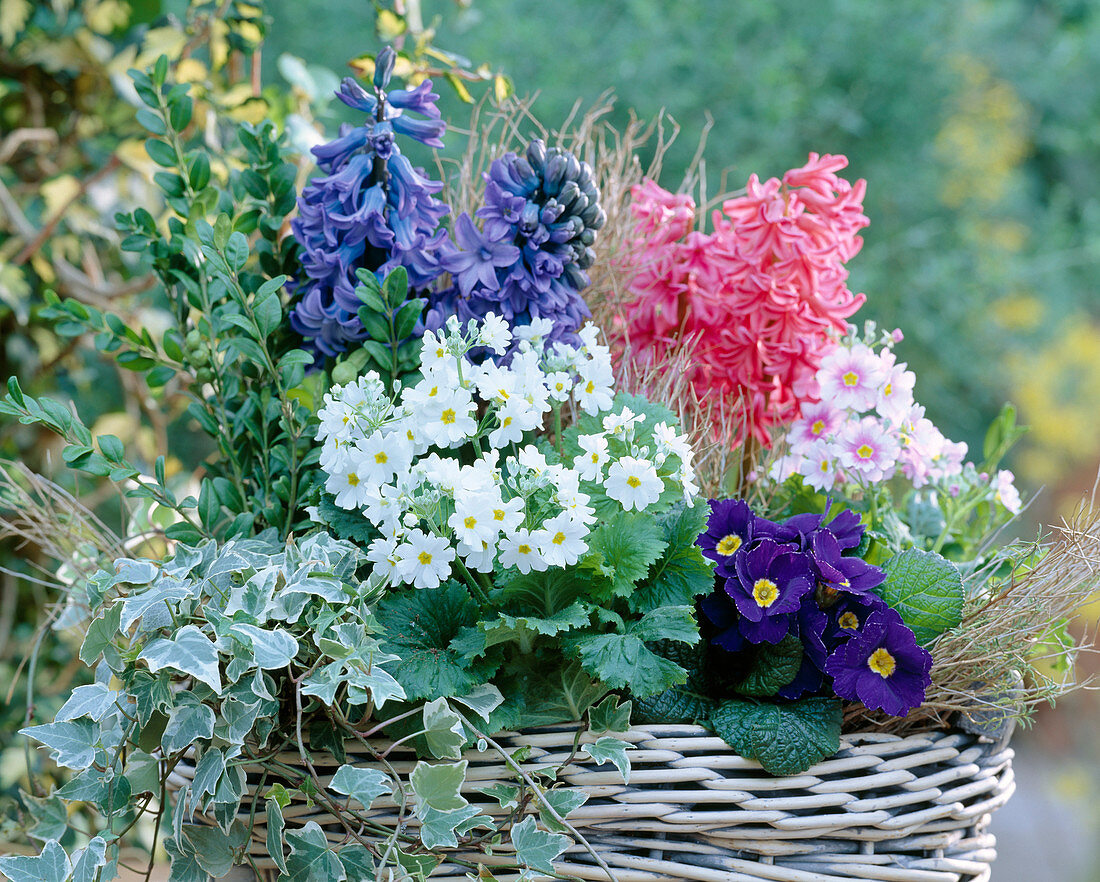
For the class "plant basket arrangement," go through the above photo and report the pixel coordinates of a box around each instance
[2,42,1099,882]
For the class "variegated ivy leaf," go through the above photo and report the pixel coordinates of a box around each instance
[20,719,98,770]
[0,839,71,882]
[120,576,193,631]
[410,759,468,811]
[54,683,118,723]
[161,694,216,754]
[511,816,571,874]
[539,788,589,834]
[450,684,505,721]
[581,736,633,783]
[70,836,108,882]
[110,558,160,586]
[139,625,222,691]
[416,805,485,851]
[329,765,392,809]
[228,622,300,669]
[283,821,347,882]
[422,698,466,759]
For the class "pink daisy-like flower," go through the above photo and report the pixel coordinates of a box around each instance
[992,470,1022,514]
[796,438,841,492]
[817,343,885,412]
[837,416,899,483]
[876,355,917,425]
[788,400,844,451]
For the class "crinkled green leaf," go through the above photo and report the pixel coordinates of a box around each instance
[633,684,716,724]
[376,582,487,700]
[710,698,842,776]
[139,625,222,692]
[582,511,666,598]
[571,632,687,697]
[454,603,591,659]
[628,605,698,643]
[875,547,965,645]
[631,501,715,612]
[511,815,571,873]
[735,635,803,697]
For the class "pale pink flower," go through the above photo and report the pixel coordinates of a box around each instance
[837,417,899,483]
[788,400,844,450]
[876,358,917,425]
[992,470,1022,514]
[817,343,886,412]
[797,439,840,491]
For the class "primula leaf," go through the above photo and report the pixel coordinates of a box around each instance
[329,765,392,809]
[631,501,715,612]
[376,582,487,700]
[138,625,222,692]
[0,840,71,882]
[735,635,804,697]
[454,603,591,659]
[511,816,571,873]
[582,511,666,598]
[283,822,347,882]
[492,659,606,728]
[571,632,688,697]
[581,736,633,783]
[628,605,698,643]
[875,548,965,645]
[633,684,716,724]
[709,698,842,776]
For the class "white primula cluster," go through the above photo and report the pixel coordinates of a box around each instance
[314,315,698,590]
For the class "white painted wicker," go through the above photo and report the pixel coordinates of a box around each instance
[170,723,1015,881]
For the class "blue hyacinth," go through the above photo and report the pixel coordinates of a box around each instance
[426,138,606,352]
[288,48,451,357]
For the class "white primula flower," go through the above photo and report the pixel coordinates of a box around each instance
[416,385,477,448]
[604,456,663,512]
[602,407,644,438]
[449,493,501,547]
[459,538,498,573]
[361,482,405,533]
[514,317,555,345]
[366,534,402,583]
[498,527,548,574]
[326,459,373,510]
[479,312,512,355]
[575,354,614,415]
[352,430,413,485]
[573,433,609,482]
[545,371,573,403]
[319,436,351,473]
[518,445,550,476]
[577,323,601,351]
[537,512,588,567]
[394,529,455,589]
[488,398,531,449]
[475,362,522,405]
[418,329,452,374]
[487,495,526,535]
[653,422,693,463]
[416,453,464,494]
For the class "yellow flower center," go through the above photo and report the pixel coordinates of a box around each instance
[374,451,388,464]
[590,453,600,463]
[838,612,860,630]
[811,419,825,435]
[856,443,874,460]
[347,473,359,486]
[820,460,830,472]
[552,531,566,546]
[842,370,860,387]
[342,415,350,424]
[441,408,456,425]
[884,382,893,396]
[502,416,513,427]
[517,543,532,555]
[464,516,477,529]
[429,385,439,397]
[626,475,641,488]
[716,534,742,556]
[585,380,595,394]
[435,347,445,358]
[493,509,506,521]
[868,648,896,678]
[752,578,779,608]
[417,551,433,565]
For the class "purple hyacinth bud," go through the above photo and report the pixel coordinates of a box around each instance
[374,46,396,90]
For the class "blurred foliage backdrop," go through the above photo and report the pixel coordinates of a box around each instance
[3,0,1100,864]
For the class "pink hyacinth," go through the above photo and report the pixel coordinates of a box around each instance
[615,153,869,446]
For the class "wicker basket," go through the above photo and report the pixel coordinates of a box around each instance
[170,723,1015,882]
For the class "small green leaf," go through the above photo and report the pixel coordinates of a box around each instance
[382,265,409,310]
[875,548,965,645]
[511,816,570,874]
[710,698,842,776]
[393,298,424,340]
[145,138,176,167]
[225,231,249,272]
[588,695,632,733]
[410,760,468,811]
[538,788,589,834]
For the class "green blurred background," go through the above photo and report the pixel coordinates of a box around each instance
[2,0,1100,877]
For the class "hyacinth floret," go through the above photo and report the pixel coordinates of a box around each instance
[428,139,606,352]
[289,47,451,356]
